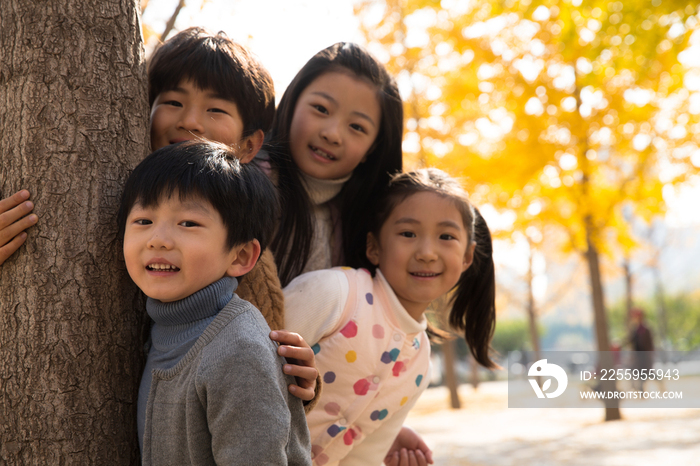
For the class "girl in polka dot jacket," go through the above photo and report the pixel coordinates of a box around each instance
[284,168,497,466]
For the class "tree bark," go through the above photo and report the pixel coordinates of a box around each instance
[0,1,149,463]
[584,222,621,421]
[441,339,461,409]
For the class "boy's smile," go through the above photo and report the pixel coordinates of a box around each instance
[123,194,241,302]
[150,80,245,151]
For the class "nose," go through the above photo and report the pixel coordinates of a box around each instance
[320,118,341,146]
[177,108,205,134]
[147,224,174,250]
[415,238,438,262]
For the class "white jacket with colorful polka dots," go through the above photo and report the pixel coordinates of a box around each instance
[284,268,431,466]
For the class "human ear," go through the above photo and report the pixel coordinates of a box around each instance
[225,239,262,277]
[365,232,380,266]
[238,129,265,164]
[462,242,477,272]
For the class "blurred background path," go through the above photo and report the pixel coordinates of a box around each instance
[405,382,700,466]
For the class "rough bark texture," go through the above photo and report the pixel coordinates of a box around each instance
[0,0,149,463]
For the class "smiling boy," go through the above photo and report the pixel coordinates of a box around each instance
[147,27,274,159]
[118,141,311,465]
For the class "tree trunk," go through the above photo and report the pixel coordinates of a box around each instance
[623,257,633,318]
[469,352,480,390]
[526,239,541,359]
[584,223,621,421]
[441,339,461,409]
[0,1,149,463]
[652,260,669,350]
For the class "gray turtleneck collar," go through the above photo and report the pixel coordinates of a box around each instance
[138,276,237,450]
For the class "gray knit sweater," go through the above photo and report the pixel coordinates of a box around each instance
[138,277,311,465]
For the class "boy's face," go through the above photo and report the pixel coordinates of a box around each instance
[123,193,240,302]
[150,80,245,152]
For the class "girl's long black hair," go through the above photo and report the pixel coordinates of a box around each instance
[266,42,403,286]
[368,169,497,369]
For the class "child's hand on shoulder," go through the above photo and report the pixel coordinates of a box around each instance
[384,426,434,466]
[269,330,318,401]
[0,190,38,266]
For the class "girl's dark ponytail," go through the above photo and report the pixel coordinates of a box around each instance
[448,208,497,369]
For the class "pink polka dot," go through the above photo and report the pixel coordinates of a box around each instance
[316,453,329,465]
[311,445,323,458]
[324,402,341,416]
[392,361,405,377]
[343,428,358,446]
[340,321,358,338]
[372,325,385,339]
[354,378,370,396]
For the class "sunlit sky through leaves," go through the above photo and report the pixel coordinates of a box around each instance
[142,0,363,94]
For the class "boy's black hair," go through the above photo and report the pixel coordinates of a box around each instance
[117,141,279,252]
[148,27,275,137]
[266,42,404,286]
[369,169,497,369]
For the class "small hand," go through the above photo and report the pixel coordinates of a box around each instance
[270,330,318,401]
[384,448,430,466]
[384,426,433,466]
[0,190,38,266]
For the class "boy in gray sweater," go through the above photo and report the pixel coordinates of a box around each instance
[117,140,311,465]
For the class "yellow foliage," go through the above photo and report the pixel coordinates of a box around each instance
[356,0,700,260]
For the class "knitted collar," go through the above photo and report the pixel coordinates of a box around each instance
[146,277,237,345]
[300,171,352,206]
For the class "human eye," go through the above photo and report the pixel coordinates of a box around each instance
[399,231,416,238]
[350,123,366,133]
[133,218,152,226]
[179,220,200,227]
[209,107,228,114]
[440,233,456,240]
[312,104,329,115]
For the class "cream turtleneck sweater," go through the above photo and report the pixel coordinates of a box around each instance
[300,172,351,274]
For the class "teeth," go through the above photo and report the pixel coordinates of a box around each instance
[148,263,178,271]
[412,272,438,277]
[311,145,335,160]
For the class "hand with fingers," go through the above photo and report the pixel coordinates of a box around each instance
[269,330,319,402]
[384,426,434,466]
[0,190,38,266]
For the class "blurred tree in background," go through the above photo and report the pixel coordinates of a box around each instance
[356,0,700,420]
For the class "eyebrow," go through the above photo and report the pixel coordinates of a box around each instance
[394,218,463,230]
[311,91,377,128]
[178,200,216,216]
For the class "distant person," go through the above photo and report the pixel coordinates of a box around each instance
[628,307,654,391]
[284,169,497,465]
[118,141,311,464]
